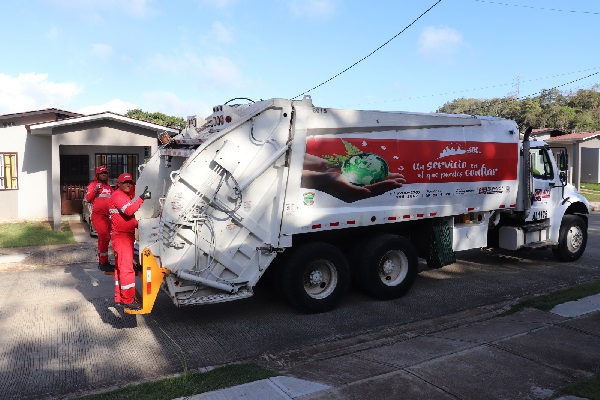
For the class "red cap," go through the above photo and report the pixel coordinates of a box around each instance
[95,166,108,175]
[118,173,134,183]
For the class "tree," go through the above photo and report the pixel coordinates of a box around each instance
[568,86,600,110]
[519,98,542,130]
[547,105,576,131]
[125,109,186,130]
[436,83,600,132]
[436,98,484,114]
[572,109,596,132]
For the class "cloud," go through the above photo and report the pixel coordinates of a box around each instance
[91,43,114,60]
[0,73,82,113]
[288,0,336,19]
[202,56,244,88]
[126,0,153,17]
[197,0,237,9]
[45,26,60,40]
[46,0,154,18]
[142,92,212,118]
[148,52,247,90]
[417,26,465,65]
[211,21,233,44]
[78,99,137,115]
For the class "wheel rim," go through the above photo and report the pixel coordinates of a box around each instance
[566,225,584,253]
[303,260,338,299]
[379,250,409,287]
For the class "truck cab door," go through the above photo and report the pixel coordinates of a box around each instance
[527,147,560,222]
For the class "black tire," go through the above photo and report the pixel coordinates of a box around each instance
[357,234,418,300]
[552,215,587,262]
[280,242,350,313]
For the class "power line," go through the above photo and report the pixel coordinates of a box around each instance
[291,0,444,100]
[473,0,600,15]
[518,71,600,100]
[345,67,600,108]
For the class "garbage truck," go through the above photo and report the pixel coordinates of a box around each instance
[125,96,590,314]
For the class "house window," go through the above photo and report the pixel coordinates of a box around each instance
[0,153,18,190]
[95,153,139,182]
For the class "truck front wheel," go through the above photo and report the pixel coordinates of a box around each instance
[552,215,587,262]
[357,234,418,300]
[280,242,350,313]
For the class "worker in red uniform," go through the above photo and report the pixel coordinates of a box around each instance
[85,166,114,272]
[109,173,151,310]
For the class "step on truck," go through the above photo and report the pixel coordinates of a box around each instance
[126,96,590,314]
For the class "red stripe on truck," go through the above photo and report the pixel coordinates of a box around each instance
[146,267,152,295]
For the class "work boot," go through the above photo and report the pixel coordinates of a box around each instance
[121,300,142,311]
[98,262,114,272]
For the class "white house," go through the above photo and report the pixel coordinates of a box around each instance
[1,108,178,229]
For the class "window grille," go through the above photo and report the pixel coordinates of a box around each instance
[0,153,18,190]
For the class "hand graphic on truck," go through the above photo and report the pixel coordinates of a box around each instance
[301,153,405,203]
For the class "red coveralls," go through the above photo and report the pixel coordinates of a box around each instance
[85,179,113,265]
[109,188,144,304]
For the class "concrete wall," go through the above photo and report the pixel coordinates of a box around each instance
[54,120,158,182]
[1,116,54,221]
[582,138,600,149]
[49,120,159,228]
[1,125,25,220]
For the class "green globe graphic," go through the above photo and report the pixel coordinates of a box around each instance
[341,153,389,186]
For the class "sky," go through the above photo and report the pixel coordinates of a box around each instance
[1,0,599,119]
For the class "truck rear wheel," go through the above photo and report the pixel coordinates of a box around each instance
[357,234,418,300]
[552,215,587,262]
[280,242,350,313]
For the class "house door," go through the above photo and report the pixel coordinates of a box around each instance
[60,155,89,215]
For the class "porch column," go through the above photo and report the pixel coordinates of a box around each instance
[573,141,581,191]
[51,136,62,230]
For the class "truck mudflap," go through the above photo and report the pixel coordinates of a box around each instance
[124,248,171,315]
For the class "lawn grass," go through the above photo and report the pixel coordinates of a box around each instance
[579,183,600,202]
[583,192,600,202]
[581,183,600,192]
[0,221,76,248]
[73,363,277,400]
[503,280,600,315]
[557,369,600,400]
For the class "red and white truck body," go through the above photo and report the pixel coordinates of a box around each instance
[129,96,589,314]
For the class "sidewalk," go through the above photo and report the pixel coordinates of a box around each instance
[186,299,600,400]
[587,200,599,211]
[184,209,600,400]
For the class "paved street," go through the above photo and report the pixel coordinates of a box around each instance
[0,213,598,399]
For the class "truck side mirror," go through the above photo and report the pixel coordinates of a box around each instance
[558,150,568,171]
[557,149,568,184]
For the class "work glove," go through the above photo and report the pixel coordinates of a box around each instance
[139,186,151,200]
